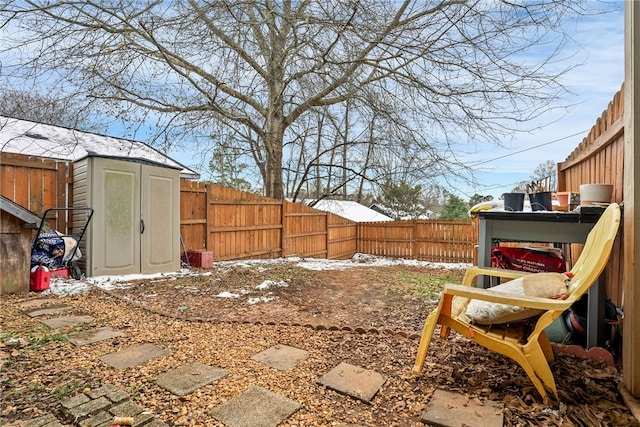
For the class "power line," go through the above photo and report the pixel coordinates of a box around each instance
[467,129,589,167]
[457,129,591,198]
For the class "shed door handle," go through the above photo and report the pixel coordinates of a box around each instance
[140,219,145,234]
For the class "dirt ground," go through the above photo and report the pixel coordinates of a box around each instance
[107,263,456,333]
[1,262,638,426]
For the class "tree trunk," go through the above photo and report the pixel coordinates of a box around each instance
[264,126,284,199]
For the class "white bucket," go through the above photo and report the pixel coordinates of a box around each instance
[579,184,613,204]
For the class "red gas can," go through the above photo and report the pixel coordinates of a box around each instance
[30,267,51,292]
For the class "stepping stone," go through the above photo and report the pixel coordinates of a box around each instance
[63,396,111,423]
[99,343,169,370]
[109,400,145,418]
[86,384,129,403]
[421,389,503,427]
[18,299,55,309]
[23,414,64,427]
[40,315,95,329]
[316,362,385,402]
[24,304,73,317]
[66,326,126,346]
[250,344,309,371]
[156,362,227,396]
[210,385,300,427]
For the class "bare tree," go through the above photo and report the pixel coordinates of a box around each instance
[0,89,98,131]
[532,159,558,192]
[512,159,558,193]
[1,1,587,199]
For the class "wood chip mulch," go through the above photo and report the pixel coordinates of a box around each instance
[1,264,638,426]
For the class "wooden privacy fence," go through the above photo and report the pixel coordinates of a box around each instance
[0,152,72,232]
[0,157,476,264]
[558,84,624,201]
[180,180,360,261]
[558,83,625,307]
[357,219,476,263]
[180,179,476,263]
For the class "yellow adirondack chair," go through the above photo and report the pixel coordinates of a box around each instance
[412,203,620,399]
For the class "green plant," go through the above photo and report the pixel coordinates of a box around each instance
[128,385,141,400]
[26,331,68,350]
[53,381,87,400]
[67,323,91,334]
[397,273,456,299]
[28,382,47,393]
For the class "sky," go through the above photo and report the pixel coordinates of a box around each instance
[453,1,625,200]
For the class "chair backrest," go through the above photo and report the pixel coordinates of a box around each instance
[566,203,620,303]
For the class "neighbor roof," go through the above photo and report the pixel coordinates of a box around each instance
[306,200,393,223]
[0,116,199,179]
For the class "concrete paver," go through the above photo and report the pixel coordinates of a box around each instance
[108,400,145,418]
[316,362,385,402]
[156,362,228,396]
[99,343,168,369]
[421,389,503,427]
[63,396,112,423]
[250,344,309,371]
[210,385,301,427]
[60,393,90,410]
[18,299,56,310]
[61,384,168,427]
[87,384,130,403]
[24,305,74,317]
[66,326,126,346]
[40,315,95,329]
[78,411,111,427]
[23,414,64,427]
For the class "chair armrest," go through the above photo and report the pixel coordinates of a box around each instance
[444,284,572,311]
[462,266,531,286]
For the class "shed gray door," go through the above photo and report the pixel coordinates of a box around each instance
[90,158,179,276]
[141,165,180,274]
[93,159,141,276]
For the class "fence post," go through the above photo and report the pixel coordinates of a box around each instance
[205,182,213,252]
[412,220,417,259]
[325,211,330,259]
[281,200,287,257]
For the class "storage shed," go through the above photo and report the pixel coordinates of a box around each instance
[73,155,181,276]
[0,196,42,294]
[0,116,198,278]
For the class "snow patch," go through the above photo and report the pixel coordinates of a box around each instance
[216,291,240,298]
[248,296,275,304]
[44,254,470,296]
[256,280,288,290]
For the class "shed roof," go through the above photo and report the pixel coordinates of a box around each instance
[0,116,199,179]
[0,196,41,228]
